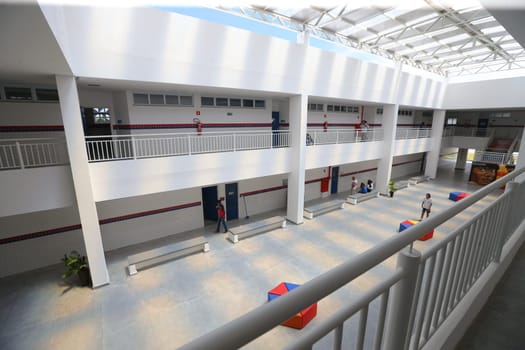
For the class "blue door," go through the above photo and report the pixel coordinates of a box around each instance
[331,166,339,194]
[202,186,218,221]
[225,183,238,220]
[272,111,280,147]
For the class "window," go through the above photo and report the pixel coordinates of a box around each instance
[35,88,59,101]
[149,94,164,105]
[243,99,254,108]
[5,87,32,101]
[327,105,334,112]
[489,111,511,118]
[93,107,111,124]
[165,95,179,105]
[447,117,457,126]
[316,104,323,111]
[201,97,214,106]
[230,98,241,107]
[216,97,228,107]
[180,95,193,106]
[334,105,341,112]
[377,107,383,115]
[254,99,265,108]
[352,106,359,113]
[133,93,149,104]
[341,106,347,112]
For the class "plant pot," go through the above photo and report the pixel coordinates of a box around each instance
[389,191,394,198]
[78,268,92,287]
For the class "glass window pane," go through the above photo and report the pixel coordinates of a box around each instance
[35,88,59,101]
[254,99,265,108]
[165,95,179,105]
[201,97,214,106]
[149,94,164,104]
[133,93,148,104]
[180,96,193,106]
[5,87,32,100]
[230,98,241,107]
[216,97,228,107]
[243,99,254,108]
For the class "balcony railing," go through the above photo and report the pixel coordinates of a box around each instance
[443,126,492,137]
[180,168,525,350]
[85,130,291,162]
[396,127,432,139]
[307,128,384,145]
[0,138,69,170]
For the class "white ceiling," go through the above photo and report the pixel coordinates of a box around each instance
[218,0,525,77]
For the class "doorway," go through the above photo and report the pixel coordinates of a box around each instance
[201,186,218,223]
[225,183,238,220]
[330,166,339,194]
[272,111,280,147]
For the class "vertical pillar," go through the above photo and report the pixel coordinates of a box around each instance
[455,148,468,170]
[286,94,308,224]
[56,75,109,288]
[425,109,446,179]
[516,127,525,182]
[376,103,399,194]
[384,248,421,350]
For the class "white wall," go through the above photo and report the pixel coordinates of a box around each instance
[0,166,75,217]
[393,138,432,156]
[444,76,525,109]
[305,141,383,169]
[238,175,287,217]
[41,5,446,110]
[391,154,424,179]
[0,100,63,139]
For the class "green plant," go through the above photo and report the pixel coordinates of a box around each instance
[388,180,397,192]
[61,250,88,280]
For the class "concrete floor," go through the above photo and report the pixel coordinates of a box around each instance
[0,159,513,350]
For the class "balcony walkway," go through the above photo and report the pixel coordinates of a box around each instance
[456,241,525,350]
[0,159,521,349]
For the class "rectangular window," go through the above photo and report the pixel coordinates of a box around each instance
[341,106,347,112]
[447,117,457,125]
[201,96,214,106]
[254,99,265,108]
[216,97,228,107]
[93,107,111,124]
[353,106,359,113]
[334,105,341,112]
[327,105,333,112]
[317,104,323,111]
[5,87,32,101]
[243,99,254,108]
[377,107,383,115]
[133,93,149,104]
[149,94,165,105]
[180,95,193,106]
[229,98,241,107]
[308,103,316,111]
[165,95,179,105]
[35,88,59,101]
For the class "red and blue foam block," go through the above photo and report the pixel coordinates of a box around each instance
[399,220,434,241]
[267,282,317,329]
[449,192,468,201]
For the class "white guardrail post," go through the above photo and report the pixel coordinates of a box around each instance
[384,247,421,350]
[494,181,518,263]
[15,142,25,169]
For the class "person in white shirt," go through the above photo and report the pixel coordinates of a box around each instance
[421,193,432,220]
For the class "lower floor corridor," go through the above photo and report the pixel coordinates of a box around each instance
[0,159,518,349]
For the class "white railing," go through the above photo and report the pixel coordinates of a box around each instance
[474,151,508,164]
[307,128,384,145]
[443,126,492,138]
[0,138,69,170]
[179,167,525,350]
[396,127,432,140]
[85,130,290,162]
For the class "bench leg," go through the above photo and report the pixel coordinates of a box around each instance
[228,232,239,244]
[203,243,210,252]
[128,264,138,276]
[303,211,314,220]
[281,220,287,228]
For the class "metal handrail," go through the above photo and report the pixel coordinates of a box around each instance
[179,166,525,349]
[396,127,432,140]
[306,127,384,145]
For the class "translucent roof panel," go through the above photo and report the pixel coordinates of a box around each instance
[216,1,525,77]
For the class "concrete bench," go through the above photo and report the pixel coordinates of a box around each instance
[228,216,286,244]
[127,236,209,275]
[395,180,410,190]
[409,175,430,185]
[303,200,345,219]
[346,190,379,205]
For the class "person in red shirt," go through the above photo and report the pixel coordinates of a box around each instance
[215,200,228,233]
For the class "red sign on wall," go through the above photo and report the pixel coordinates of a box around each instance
[196,111,200,116]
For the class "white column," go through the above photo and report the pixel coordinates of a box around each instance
[516,126,525,182]
[455,148,468,170]
[286,94,308,224]
[425,109,446,179]
[376,104,399,194]
[56,75,109,288]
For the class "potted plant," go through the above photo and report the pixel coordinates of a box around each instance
[61,250,91,287]
[388,180,397,198]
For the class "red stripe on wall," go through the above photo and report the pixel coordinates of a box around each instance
[240,185,287,197]
[0,201,202,245]
[0,125,64,132]
[113,123,272,130]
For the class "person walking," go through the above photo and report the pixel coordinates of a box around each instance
[215,200,228,233]
[421,193,432,220]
